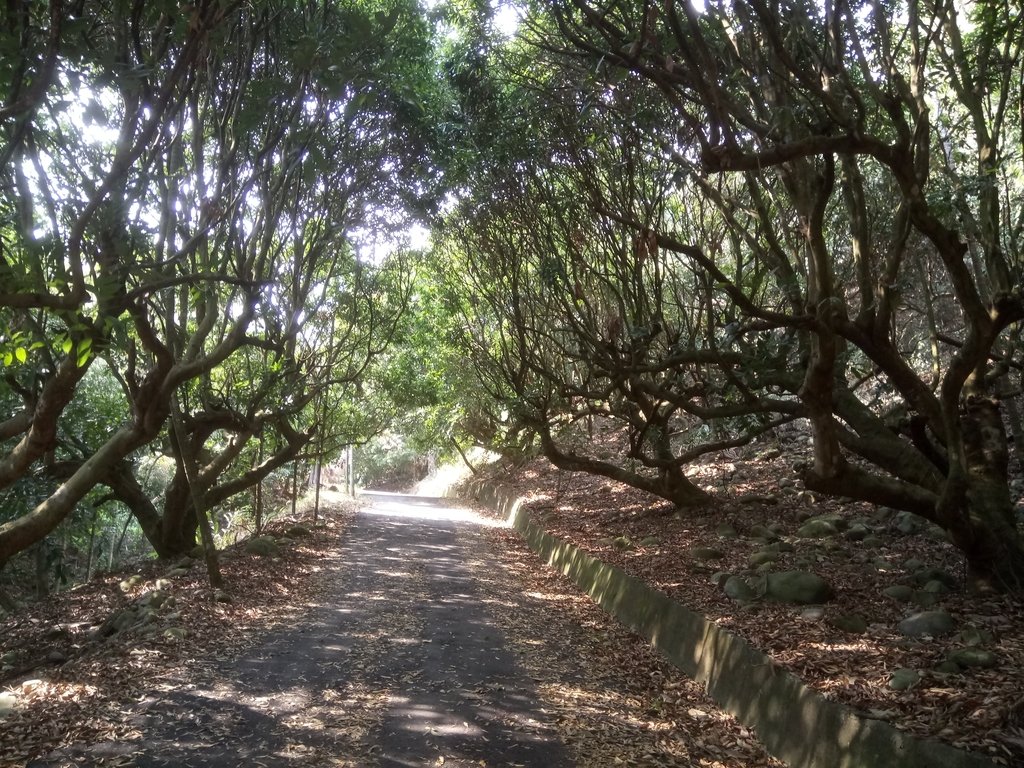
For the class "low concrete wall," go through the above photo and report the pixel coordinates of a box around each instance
[455,480,1000,768]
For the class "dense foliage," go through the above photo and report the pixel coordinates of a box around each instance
[0,0,434,594]
[4,0,1024,597]
[438,0,1024,591]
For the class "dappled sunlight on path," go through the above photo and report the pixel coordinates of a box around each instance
[358,491,509,527]
[30,493,568,768]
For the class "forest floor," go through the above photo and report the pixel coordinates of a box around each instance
[478,443,1024,766]
[1,491,782,768]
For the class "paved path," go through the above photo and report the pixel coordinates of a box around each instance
[34,493,570,768]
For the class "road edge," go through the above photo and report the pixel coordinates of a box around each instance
[447,479,1002,768]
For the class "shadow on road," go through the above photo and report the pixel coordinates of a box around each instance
[34,492,568,768]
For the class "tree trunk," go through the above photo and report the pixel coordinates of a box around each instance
[34,541,50,598]
[952,488,1024,592]
[110,510,131,570]
[0,425,149,567]
[952,397,1024,591]
[291,459,299,517]
[450,436,478,476]
[85,503,99,581]
[169,396,222,589]
[538,425,711,508]
[254,432,265,532]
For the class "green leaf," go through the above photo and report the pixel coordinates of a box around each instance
[60,336,74,355]
[15,347,26,363]
[76,338,93,367]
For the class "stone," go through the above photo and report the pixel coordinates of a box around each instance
[922,579,950,595]
[913,566,957,589]
[828,613,868,634]
[119,574,144,592]
[800,606,825,622]
[189,544,205,559]
[778,477,796,489]
[46,650,68,663]
[749,551,779,566]
[912,591,939,609]
[213,589,233,604]
[140,589,170,609]
[765,571,834,604]
[903,558,926,572]
[0,691,17,717]
[748,524,779,542]
[689,547,725,562]
[757,447,782,461]
[873,506,895,521]
[861,534,884,549]
[889,668,921,690]
[715,523,739,539]
[871,558,896,573]
[163,627,188,640]
[808,512,849,531]
[897,610,955,638]
[287,524,312,537]
[245,536,282,557]
[639,536,660,547]
[947,648,998,669]
[934,660,963,675]
[956,627,993,647]
[894,511,924,534]
[165,567,190,578]
[709,571,731,586]
[43,625,67,641]
[796,519,838,538]
[882,585,914,602]
[844,524,870,542]
[153,578,172,591]
[724,575,758,601]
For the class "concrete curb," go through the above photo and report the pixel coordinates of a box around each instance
[454,480,1001,768]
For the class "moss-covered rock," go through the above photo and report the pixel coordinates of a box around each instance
[796,519,838,538]
[889,668,921,690]
[689,546,725,562]
[245,536,282,557]
[947,648,998,669]
[828,613,868,634]
[724,575,758,601]
[882,585,914,602]
[897,610,954,638]
[765,571,834,604]
[716,522,739,539]
[749,551,779,566]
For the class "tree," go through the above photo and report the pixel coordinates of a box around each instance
[0,0,438,569]
[444,0,1024,591]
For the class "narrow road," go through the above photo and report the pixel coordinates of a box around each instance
[34,493,571,768]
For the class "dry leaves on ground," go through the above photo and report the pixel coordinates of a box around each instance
[0,497,356,768]
[486,450,1024,765]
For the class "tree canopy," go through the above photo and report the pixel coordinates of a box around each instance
[3,0,1024,596]
[435,0,1024,591]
